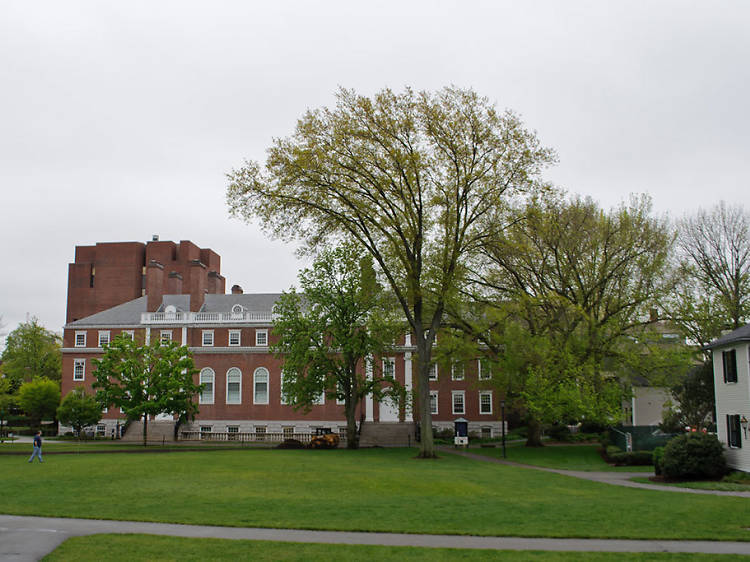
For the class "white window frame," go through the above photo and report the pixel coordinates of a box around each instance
[102,406,108,414]
[479,391,493,415]
[199,368,215,404]
[382,357,395,378]
[452,390,465,415]
[313,390,325,405]
[254,367,269,404]
[478,358,491,380]
[75,331,86,347]
[451,361,464,381]
[160,330,172,344]
[428,363,438,381]
[98,331,110,347]
[73,359,85,381]
[226,367,242,405]
[228,329,241,347]
[121,330,134,340]
[256,329,268,347]
[202,330,214,347]
[429,390,439,414]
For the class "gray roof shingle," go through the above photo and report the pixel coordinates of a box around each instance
[706,323,750,350]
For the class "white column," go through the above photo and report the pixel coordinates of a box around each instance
[182,327,187,346]
[365,355,374,421]
[145,327,151,345]
[404,333,413,421]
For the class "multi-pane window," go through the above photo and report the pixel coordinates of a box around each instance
[73,359,85,381]
[283,426,294,439]
[723,349,738,383]
[229,330,241,346]
[313,390,325,405]
[727,414,742,448]
[199,368,214,404]
[256,329,268,347]
[202,330,214,347]
[428,363,438,381]
[98,331,110,347]
[121,330,134,340]
[254,368,269,404]
[382,357,395,378]
[226,367,242,404]
[452,391,465,415]
[429,391,438,414]
[200,426,212,439]
[451,362,464,381]
[479,391,493,414]
[255,426,267,441]
[478,359,491,380]
[75,332,86,347]
[160,330,172,344]
[227,426,239,440]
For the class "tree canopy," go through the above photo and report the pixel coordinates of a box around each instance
[0,318,61,390]
[57,388,102,439]
[273,243,400,448]
[228,86,555,457]
[18,378,60,429]
[93,336,201,446]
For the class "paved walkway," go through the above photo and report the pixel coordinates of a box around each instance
[2,514,750,561]
[439,446,750,498]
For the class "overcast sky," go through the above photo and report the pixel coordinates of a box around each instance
[1,1,748,346]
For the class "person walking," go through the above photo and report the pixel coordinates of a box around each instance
[28,431,43,463]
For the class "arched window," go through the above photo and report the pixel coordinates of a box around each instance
[226,367,242,405]
[199,368,214,404]
[254,367,269,405]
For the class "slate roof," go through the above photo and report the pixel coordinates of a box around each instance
[705,323,750,350]
[159,294,191,312]
[200,293,282,313]
[66,296,148,327]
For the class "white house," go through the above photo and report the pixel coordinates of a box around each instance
[707,324,750,473]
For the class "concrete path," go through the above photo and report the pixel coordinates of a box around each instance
[440,447,750,498]
[2,514,750,562]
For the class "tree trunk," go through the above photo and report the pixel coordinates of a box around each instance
[142,415,148,447]
[525,416,544,447]
[414,335,436,458]
[345,399,359,449]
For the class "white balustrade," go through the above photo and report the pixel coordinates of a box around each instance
[141,311,274,324]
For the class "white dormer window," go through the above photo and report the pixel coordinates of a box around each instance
[98,331,110,347]
[202,330,214,347]
[256,329,268,347]
[75,331,86,347]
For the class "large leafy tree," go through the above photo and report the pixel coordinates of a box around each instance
[93,336,201,446]
[1,318,61,390]
[227,86,554,457]
[17,378,60,430]
[57,388,102,439]
[273,243,400,449]
[0,379,16,442]
[455,193,675,445]
[661,360,715,432]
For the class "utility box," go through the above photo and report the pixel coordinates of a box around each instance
[454,418,469,447]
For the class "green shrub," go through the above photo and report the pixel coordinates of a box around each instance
[662,432,727,480]
[653,447,665,475]
[723,471,750,485]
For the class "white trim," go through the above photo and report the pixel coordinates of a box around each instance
[202,330,214,347]
[228,329,241,347]
[479,391,493,415]
[160,330,172,344]
[121,330,134,340]
[429,390,439,414]
[478,358,491,380]
[255,329,268,347]
[73,358,85,381]
[452,390,465,415]
[253,367,269,404]
[428,363,438,381]
[382,357,395,378]
[199,368,215,404]
[226,367,242,404]
[98,330,110,347]
[75,331,86,347]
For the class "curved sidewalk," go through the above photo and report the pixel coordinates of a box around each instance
[439,446,750,498]
[2,514,750,562]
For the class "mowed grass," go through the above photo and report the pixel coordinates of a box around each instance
[2,448,748,540]
[473,443,653,472]
[630,477,750,492]
[43,535,750,562]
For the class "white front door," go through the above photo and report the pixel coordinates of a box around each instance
[379,397,399,422]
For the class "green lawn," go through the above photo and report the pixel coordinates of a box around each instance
[0,441,265,453]
[42,535,750,562]
[630,477,750,492]
[469,443,653,472]
[2,448,747,541]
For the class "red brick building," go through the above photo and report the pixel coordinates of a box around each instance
[60,238,501,442]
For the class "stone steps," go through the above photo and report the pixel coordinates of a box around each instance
[121,420,176,443]
[359,421,416,447]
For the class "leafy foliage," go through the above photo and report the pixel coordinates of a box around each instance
[662,432,727,480]
[57,388,102,438]
[17,378,60,428]
[93,336,200,446]
[228,86,555,457]
[273,243,400,448]
[0,318,61,389]
[660,361,715,432]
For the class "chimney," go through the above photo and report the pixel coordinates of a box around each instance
[188,259,207,311]
[145,260,165,312]
[167,271,183,295]
[231,284,243,295]
[207,270,225,294]
[152,234,159,241]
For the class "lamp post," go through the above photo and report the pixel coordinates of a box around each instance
[501,399,506,459]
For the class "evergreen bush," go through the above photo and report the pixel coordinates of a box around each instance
[662,432,727,480]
